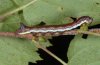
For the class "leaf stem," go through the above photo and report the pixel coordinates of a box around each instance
[0,0,37,21]
[32,39,68,65]
[78,30,100,36]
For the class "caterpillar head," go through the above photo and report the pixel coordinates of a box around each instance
[78,16,93,24]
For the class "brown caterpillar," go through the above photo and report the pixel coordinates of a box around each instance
[18,16,93,36]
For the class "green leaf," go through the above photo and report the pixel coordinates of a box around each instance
[68,35,100,65]
[0,36,42,65]
[0,0,15,14]
[0,14,21,32]
[12,0,34,6]
[23,0,100,26]
[0,0,52,64]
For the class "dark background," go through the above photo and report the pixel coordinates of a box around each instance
[29,35,74,65]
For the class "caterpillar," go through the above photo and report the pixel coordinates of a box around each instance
[18,16,93,36]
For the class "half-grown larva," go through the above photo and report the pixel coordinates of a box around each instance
[18,16,93,36]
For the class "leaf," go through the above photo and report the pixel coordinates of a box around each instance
[0,0,52,64]
[13,0,34,6]
[0,0,15,14]
[67,35,100,65]
[23,0,66,25]
[0,0,100,29]
[0,36,42,65]
[22,0,100,26]
[0,14,21,32]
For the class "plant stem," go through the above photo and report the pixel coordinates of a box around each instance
[78,30,100,36]
[0,0,37,21]
[32,39,68,65]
